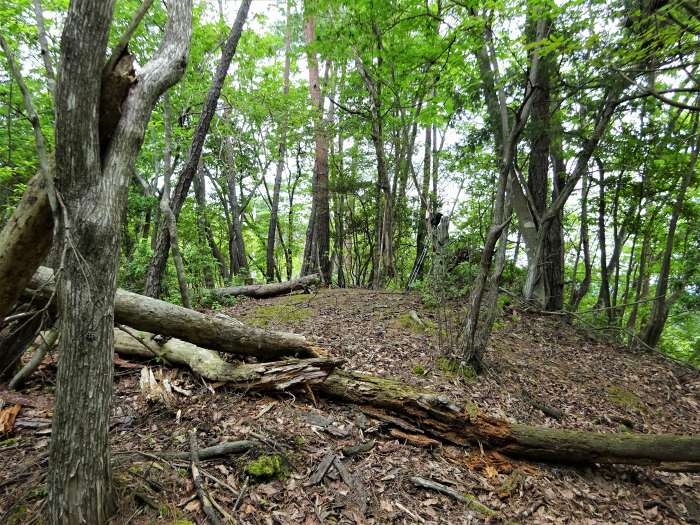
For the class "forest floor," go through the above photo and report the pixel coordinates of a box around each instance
[1,287,699,524]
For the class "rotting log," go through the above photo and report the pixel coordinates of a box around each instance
[114,329,341,390]
[211,274,320,299]
[28,266,324,360]
[111,329,700,471]
[318,370,700,471]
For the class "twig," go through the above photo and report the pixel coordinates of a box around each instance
[9,328,57,389]
[189,429,222,525]
[115,323,172,365]
[410,476,497,517]
[232,475,248,511]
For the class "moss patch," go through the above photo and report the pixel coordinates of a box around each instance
[393,311,435,335]
[436,356,477,381]
[245,454,287,480]
[246,304,312,328]
[412,364,428,376]
[606,386,646,411]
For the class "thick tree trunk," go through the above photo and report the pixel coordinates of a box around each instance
[30,267,323,360]
[114,329,340,390]
[319,370,700,470]
[211,274,320,299]
[47,1,119,521]
[143,0,252,298]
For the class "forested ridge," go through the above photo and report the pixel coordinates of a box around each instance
[0,0,699,523]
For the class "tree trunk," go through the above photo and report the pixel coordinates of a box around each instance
[0,172,53,323]
[143,0,252,298]
[302,7,331,282]
[266,0,292,283]
[47,2,193,522]
[595,159,612,317]
[639,131,699,347]
[411,125,431,279]
[47,2,118,521]
[569,172,591,310]
[211,274,320,299]
[114,329,340,391]
[194,165,229,281]
[30,266,323,360]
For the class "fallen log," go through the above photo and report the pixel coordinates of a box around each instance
[28,266,324,360]
[113,330,700,471]
[318,370,700,471]
[113,329,341,390]
[211,274,320,299]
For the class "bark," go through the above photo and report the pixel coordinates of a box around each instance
[159,95,191,308]
[302,9,331,282]
[47,1,193,521]
[47,1,119,521]
[9,328,57,390]
[357,41,394,287]
[0,173,53,323]
[0,311,46,381]
[211,274,320,299]
[144,0,252,298]
[318,370,700,470]
[595,159,612,315]
[266,0,292,283]
[30,267,323,360]
[114,329,340,390]
[223,137,248,276]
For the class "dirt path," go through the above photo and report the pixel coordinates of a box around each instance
[1,288,698,524]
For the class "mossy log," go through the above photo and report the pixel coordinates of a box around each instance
[211,274,320,299]
[113,328,341,390]
[112,328,700,471]
[318,370,700,471]
[28,266,324,360]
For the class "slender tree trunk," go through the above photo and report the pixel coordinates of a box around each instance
[159,94,191,308]
[412,125,431,279]
[569,172,591,310]
[143,0,251,297]
[639,128,699,347]
[194,166,229,282]
[595,159,612,318]
[266,0,292,282]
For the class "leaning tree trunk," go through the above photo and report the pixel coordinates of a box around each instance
[639,132,699,347]
[0,172,53,323]
[30,266,323,360]
[143,0,252,298]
